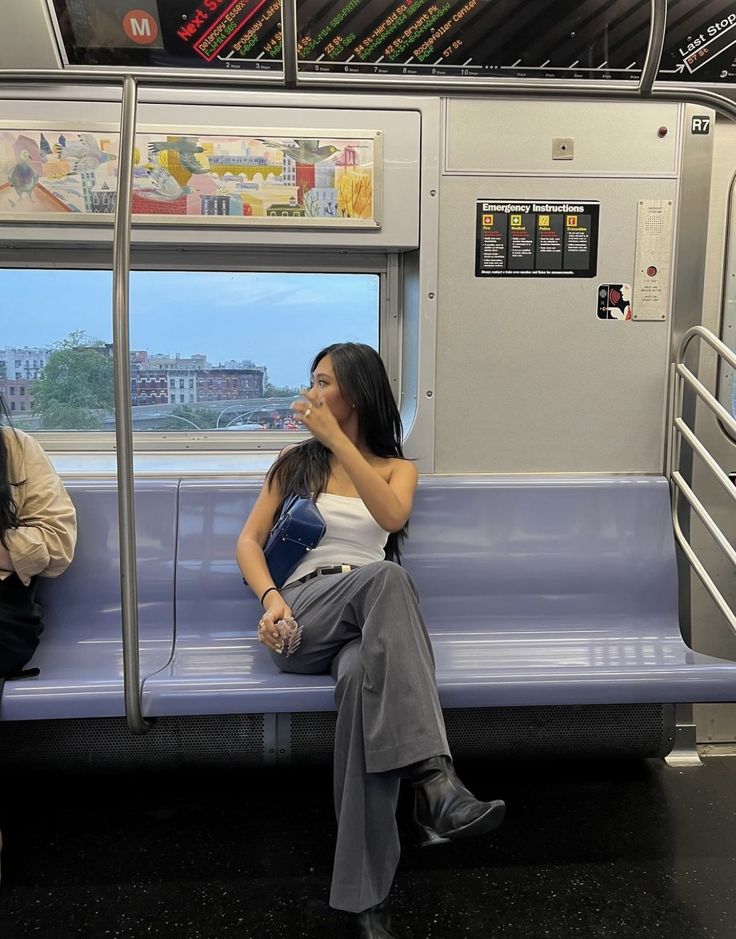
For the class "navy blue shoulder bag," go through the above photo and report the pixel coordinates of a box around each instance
[263,494,326,588]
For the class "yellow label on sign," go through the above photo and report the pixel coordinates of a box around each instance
[482,214,494,226]
[566,215,578,227]
[539,215,550,227]
[511,214,522,227]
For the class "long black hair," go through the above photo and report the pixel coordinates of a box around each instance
[0,394,21,546]
[266,343,408,562]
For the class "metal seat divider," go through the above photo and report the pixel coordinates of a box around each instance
[669,326,736,638]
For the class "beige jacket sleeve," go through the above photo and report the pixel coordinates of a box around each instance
[2,429,77,585]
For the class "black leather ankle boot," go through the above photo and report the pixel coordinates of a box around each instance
[407,755,506,847]
[353,898,399,938]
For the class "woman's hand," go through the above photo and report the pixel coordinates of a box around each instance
[292,391,344,450]
[258,596,296,653]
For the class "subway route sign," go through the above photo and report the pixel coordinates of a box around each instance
[51,0,283,71]
[296,0,736,83]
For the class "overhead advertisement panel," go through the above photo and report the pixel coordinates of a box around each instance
[50,0,283,71]
[296,0,736,84]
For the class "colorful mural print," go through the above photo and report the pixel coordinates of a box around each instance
[0,129,379,224]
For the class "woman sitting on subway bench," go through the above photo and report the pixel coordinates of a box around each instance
[236,342,505,938]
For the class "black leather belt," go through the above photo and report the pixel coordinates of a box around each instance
[295,564,358,584]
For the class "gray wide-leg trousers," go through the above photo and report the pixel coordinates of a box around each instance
[273,560,450,913]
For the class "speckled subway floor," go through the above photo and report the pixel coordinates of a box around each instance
[1,754,735,938]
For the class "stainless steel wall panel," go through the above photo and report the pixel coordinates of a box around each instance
[435,173,675,473]
[445,99,680,177]
[0,0,61,70]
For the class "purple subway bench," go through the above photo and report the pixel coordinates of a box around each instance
[142,475,736,718]
[0,480,178,721]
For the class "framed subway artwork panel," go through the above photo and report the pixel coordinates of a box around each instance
[0,127,382,228]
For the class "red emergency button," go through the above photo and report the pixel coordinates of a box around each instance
[646,265,657,277]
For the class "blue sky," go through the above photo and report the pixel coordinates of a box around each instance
[0,270,379,387]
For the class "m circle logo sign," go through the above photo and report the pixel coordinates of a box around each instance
[123,9,159,45]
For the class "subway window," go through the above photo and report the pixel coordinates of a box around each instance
[720,322,735,423]
[0,269,380,437]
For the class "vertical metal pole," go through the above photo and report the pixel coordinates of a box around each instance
[639,0,667,96]
[281,0,298,88]
[113,76,148,734]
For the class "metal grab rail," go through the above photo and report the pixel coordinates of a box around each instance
[4,2,736,123]
[281,0,298,88]
[1,0,735,124]
[0,0,661,94]
[669,326,736,636]
[639,0,667,96]
[0,68,666,94]
[112,76,149,735]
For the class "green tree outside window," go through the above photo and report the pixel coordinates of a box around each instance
[32,331,114,430]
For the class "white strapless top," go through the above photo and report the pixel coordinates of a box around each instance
[284,492,389,586]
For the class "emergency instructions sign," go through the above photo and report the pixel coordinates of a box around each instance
[475,201,600,277]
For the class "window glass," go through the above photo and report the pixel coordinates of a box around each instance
[721,318,736,421]
[0,270,380,434]
[718,183,736,425]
